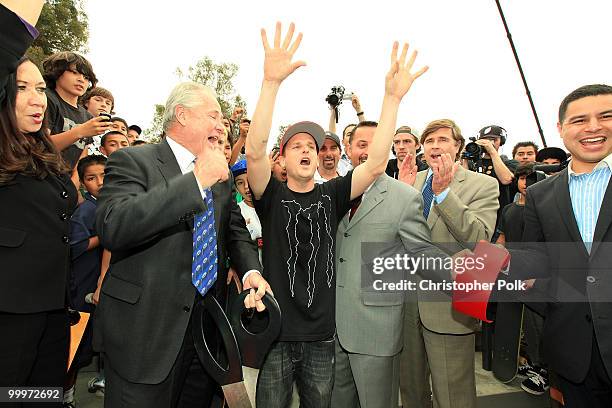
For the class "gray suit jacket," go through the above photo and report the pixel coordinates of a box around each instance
[411,166,499,334]
[335,174,450,356]
[94,139,261,384]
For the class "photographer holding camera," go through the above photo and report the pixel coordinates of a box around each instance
[463,125,518,240]
[327,87,365,134]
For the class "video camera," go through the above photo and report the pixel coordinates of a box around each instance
[533,158,570,175]
[325,85,354,123]
[461,137,485,172]
[462,137,483,161]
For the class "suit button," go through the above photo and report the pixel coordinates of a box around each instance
[61,191,68,199]
[183,306,191,312]
[60,213,68,220]
[586,314,592,323]
[62,235,69,244]
[343,233,349,237]
[587,276,596,283]
[339,258,345,263]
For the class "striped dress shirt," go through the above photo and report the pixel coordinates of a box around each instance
[568,153,612,252]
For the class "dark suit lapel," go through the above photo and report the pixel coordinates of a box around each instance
[346,176,387,231]
[157,138,199,230]
[156,138,183,184]
[555,170,589,257]
[590,176,612,257]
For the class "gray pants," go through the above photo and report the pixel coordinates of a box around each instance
[400,304,477,408]
[331,338,400,408]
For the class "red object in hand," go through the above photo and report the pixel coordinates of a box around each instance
[452,242,510,322]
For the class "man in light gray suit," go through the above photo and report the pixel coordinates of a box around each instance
[332,121,452,408]
[398,119,499,408]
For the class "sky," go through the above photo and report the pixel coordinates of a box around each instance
[84,0,611,155]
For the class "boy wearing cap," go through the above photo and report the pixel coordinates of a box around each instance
[127,124,142,145]
[245,23,428,407]
[314,131,342,183]
[231,160,262,262]
[386,125,428,179]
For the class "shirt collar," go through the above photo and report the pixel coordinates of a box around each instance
[567,152,612,179]
[166,136,196,175]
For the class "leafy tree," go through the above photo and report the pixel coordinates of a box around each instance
[27,0,89,68]
[143,104,165,143]
[144,57,247,141]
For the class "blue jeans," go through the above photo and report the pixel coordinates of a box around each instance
[256,339,335,408]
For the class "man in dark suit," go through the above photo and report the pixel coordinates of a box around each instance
[507,84,612,407]
[95,82,270,408]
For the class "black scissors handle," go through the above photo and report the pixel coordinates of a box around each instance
[229,290,282,369]
[192,295,243,386]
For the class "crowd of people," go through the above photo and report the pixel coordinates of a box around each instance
[1,2,612,408]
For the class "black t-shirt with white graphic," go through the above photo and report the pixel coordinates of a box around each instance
[46,89,93,168]
[254,171,354,341]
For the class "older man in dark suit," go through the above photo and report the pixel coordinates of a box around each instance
[95,82,269,408]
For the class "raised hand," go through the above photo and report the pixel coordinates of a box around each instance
[385,42,428,101]
[260,22,306,84]
[398,153,418,186]
[351,94,362,113]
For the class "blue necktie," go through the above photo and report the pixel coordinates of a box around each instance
[192,188,218,296]
[422,174,434,220]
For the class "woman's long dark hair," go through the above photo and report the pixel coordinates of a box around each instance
[0,57,68,184]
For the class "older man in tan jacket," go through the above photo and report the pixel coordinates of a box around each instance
[398,119,499,408]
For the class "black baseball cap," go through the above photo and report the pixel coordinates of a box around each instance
[324,131,341,148]
[128,124,142,135]
[478,125,507,139]
[279,121,325,155]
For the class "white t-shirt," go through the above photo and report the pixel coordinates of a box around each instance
[238,201,262,263]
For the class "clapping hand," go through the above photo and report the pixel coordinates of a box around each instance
[430,153,459,195]
[398,153,418,186]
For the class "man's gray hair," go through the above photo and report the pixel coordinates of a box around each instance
[162,82,217,132]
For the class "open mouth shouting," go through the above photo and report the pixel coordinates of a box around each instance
[300,157,311,167]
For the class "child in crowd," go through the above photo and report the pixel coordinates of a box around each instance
[127,124,142,145]
[100,131,130,157]
[496,163,549,395]
[80,87,115,156]
[43,51,111,169]
[80,86,114,117]
[65,155,108,406]
[231,160,262,262]
[110,116,128,135]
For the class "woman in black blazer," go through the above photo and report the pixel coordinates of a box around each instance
[0,0,78,391]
